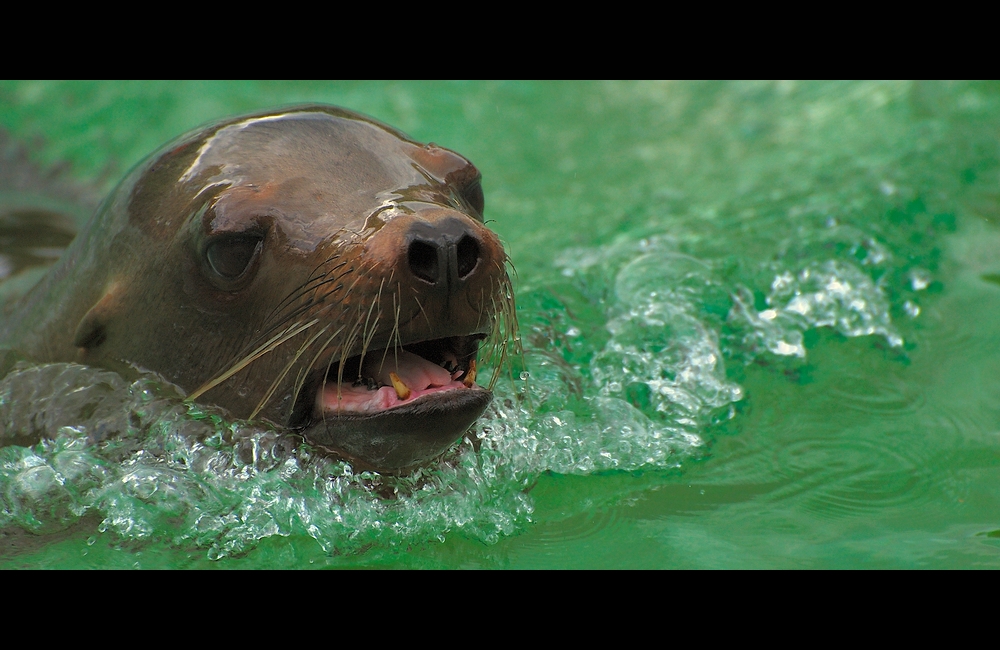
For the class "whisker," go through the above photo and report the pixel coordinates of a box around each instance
[252,268,352,349]
[332,307,366,410]
[300,325,347,428]
[318,325,347,425]
[249,323,331,420]
[357,277,385,374]
[377,284,401,372]
[413,295,432,331]
[259,256,344,328]
[187,318,320,402]
[231,266,354,380]
[339,259,375,301]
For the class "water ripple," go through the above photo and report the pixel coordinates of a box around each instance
[768,435,934,520]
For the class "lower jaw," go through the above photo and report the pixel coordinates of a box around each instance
[301,387,492,473]
[288,336,488,472]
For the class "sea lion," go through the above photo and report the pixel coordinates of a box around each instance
[0,105,516,473]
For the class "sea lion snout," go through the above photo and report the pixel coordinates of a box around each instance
[363,207,504,307]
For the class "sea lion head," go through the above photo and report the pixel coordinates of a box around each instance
[61,105,515,472]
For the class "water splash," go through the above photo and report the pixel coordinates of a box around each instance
[732,259,903,359]
[0,213,917,562]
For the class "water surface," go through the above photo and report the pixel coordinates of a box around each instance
[1,81,999,568]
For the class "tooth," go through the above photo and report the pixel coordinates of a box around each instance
[389,372,411,400]
[463,360,477,387]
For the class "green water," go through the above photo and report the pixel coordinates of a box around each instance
[2,80,1000,568]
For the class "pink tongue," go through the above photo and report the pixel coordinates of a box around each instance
[361,349,453,390]
[316,349,463,415]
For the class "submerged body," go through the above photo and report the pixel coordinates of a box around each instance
[0,105,515,472]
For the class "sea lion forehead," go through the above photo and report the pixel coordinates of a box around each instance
[120,105,481,253]
[180,107,430,190]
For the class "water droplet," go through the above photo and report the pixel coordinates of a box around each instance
[909,268,931,291]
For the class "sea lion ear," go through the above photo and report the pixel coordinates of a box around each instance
[73,290,117,349]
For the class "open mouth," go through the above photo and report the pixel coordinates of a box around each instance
[316,335,483,414]
[294,334,492,472]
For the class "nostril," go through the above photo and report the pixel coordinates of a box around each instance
[456,235,480,279]
[408,240,439,284]
[405,218,485,286]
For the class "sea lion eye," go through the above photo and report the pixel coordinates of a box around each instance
[205,234,263,281]
[460,178,485,217]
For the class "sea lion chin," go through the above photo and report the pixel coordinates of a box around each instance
[0,104,516,473]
